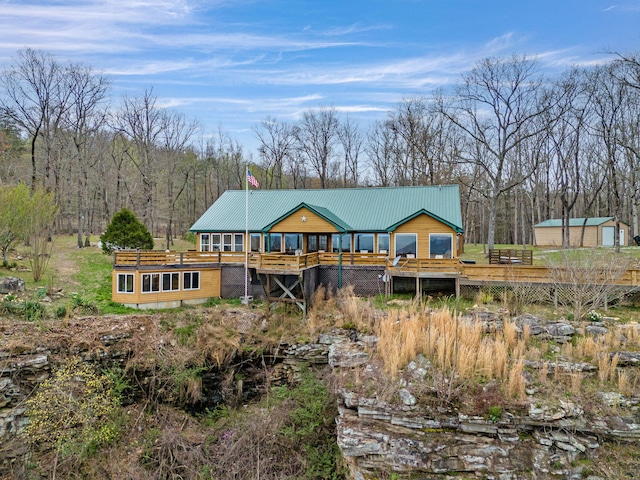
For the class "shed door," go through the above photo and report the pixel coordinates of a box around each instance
[602,226,615,246]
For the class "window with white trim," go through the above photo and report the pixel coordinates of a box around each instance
[429,233,453,259]
[377,233,390,254]
[234,233,244,252]
[200,233,210,252]
[142,273,160,293]
[183,271,200,290]
[395,233,417,257]
[117,273,134,293]
[223,233,233,252]
[211,234,221,251]
[162,272,180,291]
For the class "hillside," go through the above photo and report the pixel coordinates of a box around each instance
[1,239,640,478]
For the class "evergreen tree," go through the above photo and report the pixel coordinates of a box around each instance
[100,208,153,254]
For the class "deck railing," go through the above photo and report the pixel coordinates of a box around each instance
[114,250,390,270]
[111,250,640,288]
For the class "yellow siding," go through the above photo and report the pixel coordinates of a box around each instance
[269,207,339,233]
[392,214,458,258]
[112,268,220,305]
[535,221,628,247]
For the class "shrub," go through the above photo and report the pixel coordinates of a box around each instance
[100,208,153,254]
[24,358,122,474]
[23,300,46,322]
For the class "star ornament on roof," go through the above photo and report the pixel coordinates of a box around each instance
[301,216,307,222]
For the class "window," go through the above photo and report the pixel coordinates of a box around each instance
[162,272,180,291]
[377,233,390,254]
[308,235,317,252]
[318,235,328,252]
[117,273,134,293]
[331,234,351,253]
[395,233,417,257]
[183,271,200,290]
[284,233,303,253]
[250,233,261,252]
[223,233,233,252]
[234,233,244,252]
[269,233,282,252]
[354,234,374,253]
[430,233,453,259]
[211,234,221,251]
[200,233,210,252]
[142,273,160,293]
[308,234,328,252]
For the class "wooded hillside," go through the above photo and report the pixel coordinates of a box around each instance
[2,50,640,249]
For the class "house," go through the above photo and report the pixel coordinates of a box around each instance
[534,217,629,247]
[111,185,464,310]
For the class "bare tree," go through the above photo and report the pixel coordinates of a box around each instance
[65,63,110,247]
[588,64,629,253]
[295,107,340,188]
[338,114,363,186]
[0,49,71,192]
[611,56,640,238]
[543,69,596,247]
[387,97,454,185]
[116,89,163,229]
[254,116,296,189]
[159,111,198,248]
[436,55,554,250]
[366,120,396,186]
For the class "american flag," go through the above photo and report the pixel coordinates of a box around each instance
[247,169,259,188]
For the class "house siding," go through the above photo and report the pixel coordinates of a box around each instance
[112,268,221,307]
[269,207,340,234]
[393,214,458,258]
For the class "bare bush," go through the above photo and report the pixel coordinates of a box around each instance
[546,248,637,319]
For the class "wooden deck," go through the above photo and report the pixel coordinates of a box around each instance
[112,250,640,288]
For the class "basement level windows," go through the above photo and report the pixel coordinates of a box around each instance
[137,271,202,294]
[142,273,160,293]
[183,271,200,290]
[117,273,134,293]
[162,272,180,292]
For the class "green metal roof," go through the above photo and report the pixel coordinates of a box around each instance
[535,217,621,228]
[190,185,463,234]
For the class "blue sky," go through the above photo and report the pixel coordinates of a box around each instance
[1,0,640,153]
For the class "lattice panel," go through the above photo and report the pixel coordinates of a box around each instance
[319,266,385,296]
[461,283,640,307]
[221,265,252,298]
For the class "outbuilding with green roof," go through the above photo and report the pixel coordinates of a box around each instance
[534,217,629,247]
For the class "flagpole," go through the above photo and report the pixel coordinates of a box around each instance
[244,164,249,301]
